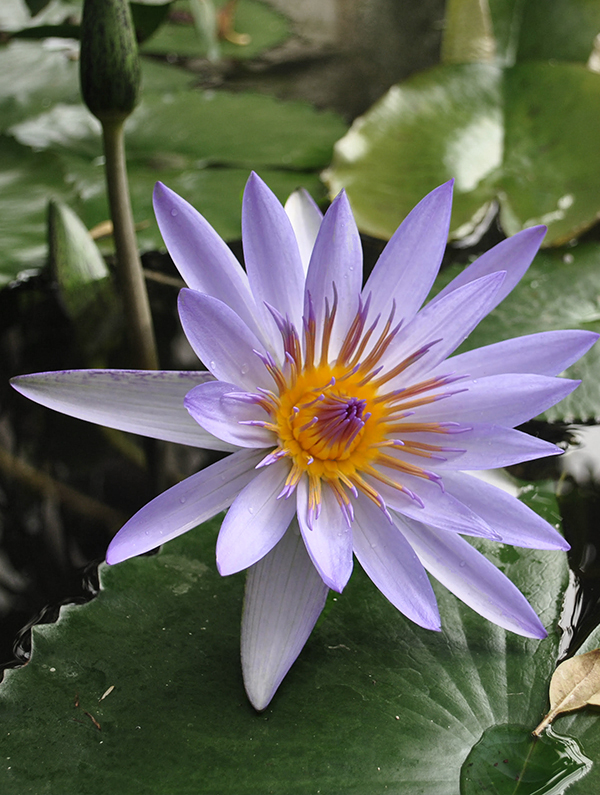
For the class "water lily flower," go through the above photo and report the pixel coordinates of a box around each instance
[12,174,598,711]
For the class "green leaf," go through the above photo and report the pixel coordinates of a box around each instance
[0,41,81,133]
[446,0,600,67]
[1,507,599,794]
[461,724,593,793]
[48,200,122,360]
[140,0,291,60]
[441,0,496,65]
[24,0,53,17]
[11,88,345,170]
[0,136,75,285]
[431,241,600,423]
[0,47,345,279]
[514,0,600,64]
[324,61,600,247]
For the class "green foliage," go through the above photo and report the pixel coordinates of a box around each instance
[1,503,599,795]
[325,0,600,247]
[0,44,346,281]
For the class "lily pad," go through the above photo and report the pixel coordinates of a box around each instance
[0,43,346,279]
[324,61,600,247]
[0,136,75,285]
[452,0,600,66]
[0,40,81,133]
[1,494,599,794]
[140,0,291,60]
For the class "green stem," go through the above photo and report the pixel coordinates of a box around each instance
[102,118,159,370]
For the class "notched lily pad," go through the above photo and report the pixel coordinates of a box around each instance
[2,511,599,795]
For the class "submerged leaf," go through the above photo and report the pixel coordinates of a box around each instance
[533,649,600,736]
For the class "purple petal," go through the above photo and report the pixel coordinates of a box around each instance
[372,473,495,539]
[216,460,296,575]
[153,182,263,339]
[415,373,580,428]
[10,369,234,451]
[178,289,274,391]
[305,190,362,357]
[353,494,441,630]
[284,188,322,273]
[386,271,506,383]
[397,516,547,638]
[184,381,274,448]
[241,522,329,710]
[242,173,306,337]
[296,477,353,592]
[433,329,599,380]
[106,448,263,564]
[395,424,561,470]
[443,472,569,550]
[363,181,453,325]
[431,225,546,311]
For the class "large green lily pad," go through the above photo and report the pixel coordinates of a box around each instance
[1,492,599,794]
[324,61,600,247]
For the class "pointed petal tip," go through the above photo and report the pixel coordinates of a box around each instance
[152,180,171,206]
[431,178,454,200]
[530,622,548,640]
[105,543,127,566]
[512,611,548,640]
[245,681,275,712]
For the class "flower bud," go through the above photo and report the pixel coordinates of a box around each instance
[79,0,141,123]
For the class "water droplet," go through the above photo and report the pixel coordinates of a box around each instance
[248,506,254,515]
[179,496,187,505]
[241,363,250,375]
[459,560,466,568]
[209,360,216,369]
[170,208,178,217]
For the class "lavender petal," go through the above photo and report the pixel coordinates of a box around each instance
[353,494,441,630]
[216,460,296,575]
[241,522,328,710]
[397,515,548,638]
[10,369,234,450]
[106,449,264,564]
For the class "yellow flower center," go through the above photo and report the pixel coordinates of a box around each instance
[252,292,463,527]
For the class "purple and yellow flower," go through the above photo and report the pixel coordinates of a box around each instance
[12,174,597,710]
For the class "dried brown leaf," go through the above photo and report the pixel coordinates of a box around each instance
[533,648,600,736]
